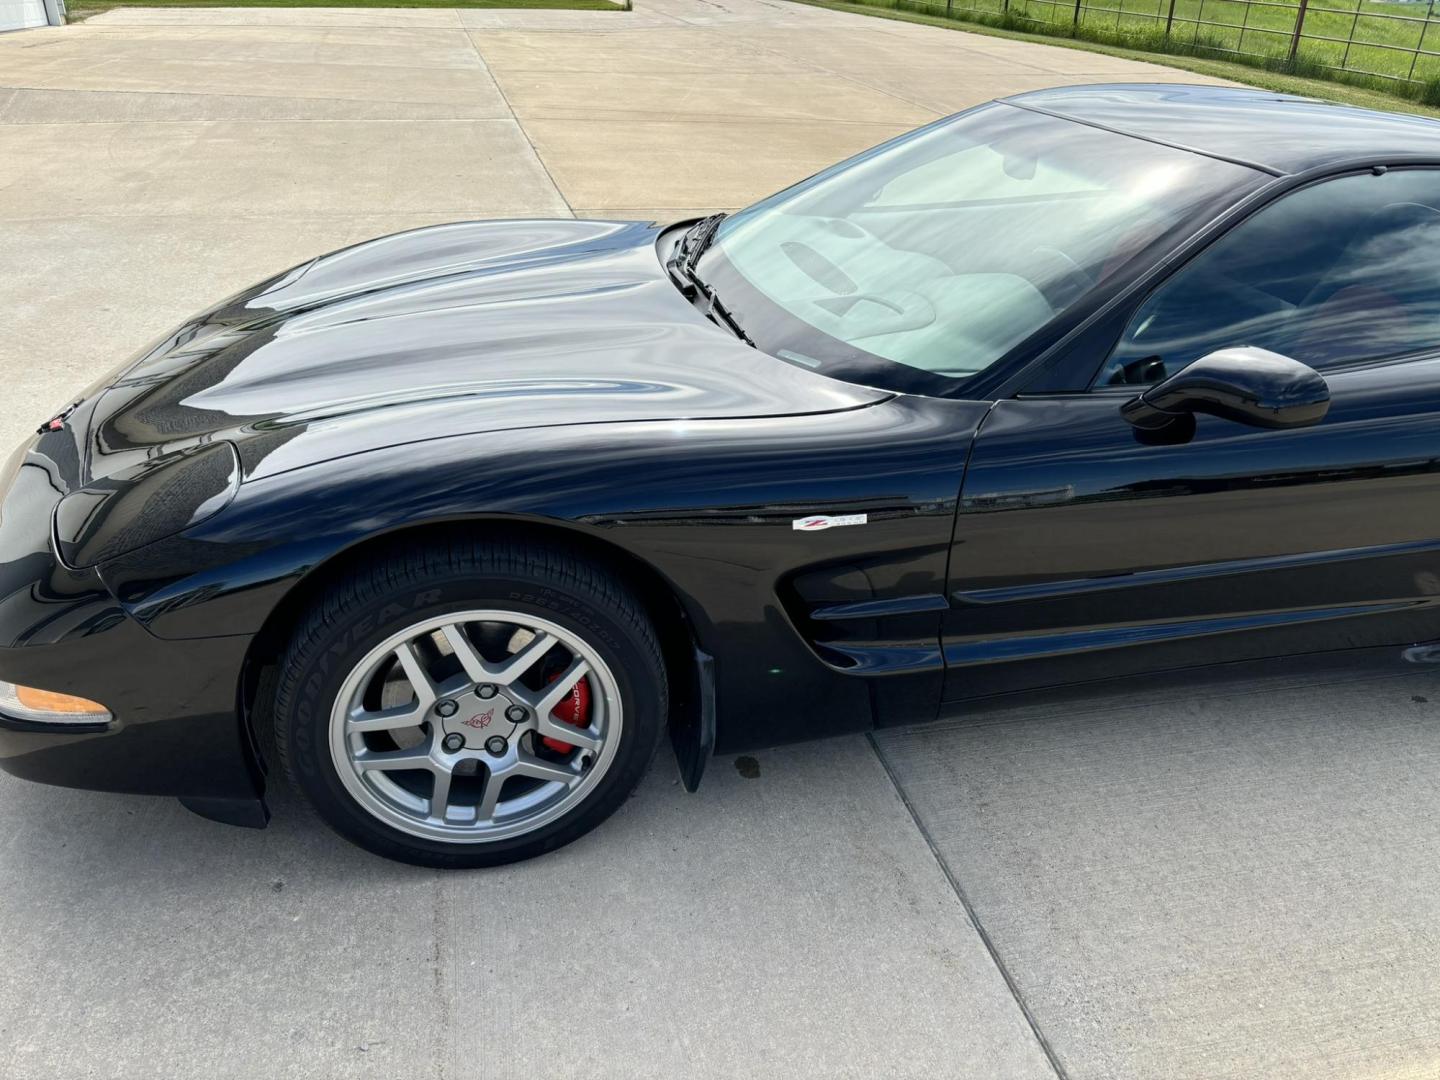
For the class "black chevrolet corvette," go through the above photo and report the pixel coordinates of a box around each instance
[5,84,1440,866]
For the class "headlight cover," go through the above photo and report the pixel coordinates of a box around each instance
[53,441,240,569]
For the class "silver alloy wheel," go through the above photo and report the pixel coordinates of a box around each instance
[328,610,623,843]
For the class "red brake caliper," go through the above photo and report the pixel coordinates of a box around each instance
[541,672,591,754]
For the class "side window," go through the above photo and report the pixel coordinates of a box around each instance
[1098,169,1440,387]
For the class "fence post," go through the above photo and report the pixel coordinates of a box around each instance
[1073,0,1082,29]
[1165,0,1177,39]
[1333,0,1362,70]
[1288,0,1311,62]
[946,0,953,14]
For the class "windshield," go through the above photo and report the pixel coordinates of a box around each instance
[695,102,1264,395]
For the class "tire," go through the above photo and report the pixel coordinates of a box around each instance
[272,537,667,868]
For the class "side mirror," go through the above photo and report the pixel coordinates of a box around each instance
[1121,346,1330,432]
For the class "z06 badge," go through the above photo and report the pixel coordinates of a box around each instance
[792,514,868,532]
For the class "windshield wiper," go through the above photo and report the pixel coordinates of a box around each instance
[665,214,754,348]
[676,212,726,275]
[692,273,755,347]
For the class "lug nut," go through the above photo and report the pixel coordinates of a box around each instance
[485,735,508,756]
[435,700,458,718]
[476,684,498,700]
[442,733,465,753]
[505,705,527,724]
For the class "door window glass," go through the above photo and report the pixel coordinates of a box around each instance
[1098,170,1440,386]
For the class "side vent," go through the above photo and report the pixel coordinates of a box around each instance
[786,564,947,677]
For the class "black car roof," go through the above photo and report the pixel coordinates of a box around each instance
[1004,83,1440,176]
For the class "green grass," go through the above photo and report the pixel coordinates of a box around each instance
[1050,0,1440,82]
[66,0,623,14]
[807,0,1440,104]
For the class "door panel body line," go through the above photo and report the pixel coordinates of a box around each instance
[945,356,1440,701]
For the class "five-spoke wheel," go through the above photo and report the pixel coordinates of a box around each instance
[332,611,622,843]
[274,539,666,867]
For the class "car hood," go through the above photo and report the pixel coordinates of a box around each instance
[85,218,888,483]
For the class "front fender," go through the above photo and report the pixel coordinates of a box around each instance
[99,398,985,752]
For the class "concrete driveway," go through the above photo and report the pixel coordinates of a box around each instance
[0,0,1226,453]
[4,4,1439,1078]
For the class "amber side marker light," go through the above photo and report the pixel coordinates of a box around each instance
[0,681,112,725]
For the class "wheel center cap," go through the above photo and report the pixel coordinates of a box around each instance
[442,691,519,742]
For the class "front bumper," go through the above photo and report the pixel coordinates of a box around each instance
[0,435,262,807]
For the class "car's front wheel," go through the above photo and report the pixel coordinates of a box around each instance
[273,538,666,867]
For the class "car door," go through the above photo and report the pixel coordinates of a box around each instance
[943,166,1440,703]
